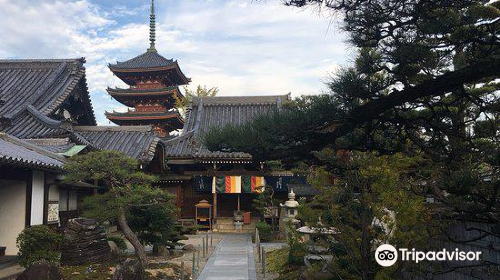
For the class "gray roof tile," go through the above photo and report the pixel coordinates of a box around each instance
[163,94,289,160]
[73,126,160,162]
[25,137,76,153]
[0,58,96,123]
[109,51,174,70]
[3,106,69,138]
[0,132,65,170]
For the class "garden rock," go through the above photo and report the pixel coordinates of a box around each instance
[113,259,143,280]
[108,241,120,260]
[16,262,62,280]
[61,218,111,266]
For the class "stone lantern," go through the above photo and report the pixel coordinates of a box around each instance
[280,189,300,230]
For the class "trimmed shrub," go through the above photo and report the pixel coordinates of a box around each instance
[288,241,307,266]
[16,225,62,268]
[256,221,273,242]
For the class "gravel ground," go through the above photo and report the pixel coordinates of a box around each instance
[113,231,223,279]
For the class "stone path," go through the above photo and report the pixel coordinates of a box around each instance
[197,234,256,280]
[0,258,23,280]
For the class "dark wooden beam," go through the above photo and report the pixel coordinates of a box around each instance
[43,173,49,225]
[25,170,33,227]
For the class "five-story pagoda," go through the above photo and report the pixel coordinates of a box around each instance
[106,0,190,137]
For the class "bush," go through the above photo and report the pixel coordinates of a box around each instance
[256,221,273,242]
[288,241,307,266]
[16,225,62,268]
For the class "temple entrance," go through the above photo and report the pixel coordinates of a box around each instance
[214,193,259,218]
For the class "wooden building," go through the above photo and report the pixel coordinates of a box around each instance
[0,58,164,255]
[161,95,293,223]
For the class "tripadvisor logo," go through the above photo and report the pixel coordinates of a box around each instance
[375,244,482,267]
[375,244,398,267]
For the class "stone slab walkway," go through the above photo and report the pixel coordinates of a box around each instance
[197,234,256,280]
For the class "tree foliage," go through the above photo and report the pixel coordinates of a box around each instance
[16,225,62,268]
[65,151,175,271]
[176,85,219,116]
[204,0,500,277]
[298,151,431,279]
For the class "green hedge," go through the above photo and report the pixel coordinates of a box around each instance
[288,241,307,266]
[16,225,62,268]
[256,221,273,242]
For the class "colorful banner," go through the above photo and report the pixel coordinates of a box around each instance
[212,176,241,193]
[211,176,265,193]
[195,175,306,193]
[242,176,265,193]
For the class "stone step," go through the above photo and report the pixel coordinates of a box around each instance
[216,224,241,230]
[216,229,255,233]
[215,218,260,225]
[215,223,256,229]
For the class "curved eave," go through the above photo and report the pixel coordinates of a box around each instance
[105,112,184,125]
[107,88,177,97]
[0,157,65,172]
[108,61,191,85]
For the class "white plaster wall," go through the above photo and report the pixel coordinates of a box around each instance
[30,171,45,226]
[68,190,78,211]
[59,188,68,211]
[48,185,59,201]
[0,180,26,255]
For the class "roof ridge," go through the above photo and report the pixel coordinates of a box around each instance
[26,106,63,129]
[0,132,66,162]
[192,94,291,106]
[0,58,85,63]
[73,125,153,132]
[42,64,87,115]
[162,130,194,143]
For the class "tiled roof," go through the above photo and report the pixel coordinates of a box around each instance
[0,133,65,170]
[109,50,174,70]
[105,110,181,118]
[163,94,290,161]
[0,58,96,123]
[73,126,160,162]
[3,106,69,138]
[107,86,178,95]
[25,137,76,154]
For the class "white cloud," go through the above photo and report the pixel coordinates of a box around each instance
[0,0,349,125]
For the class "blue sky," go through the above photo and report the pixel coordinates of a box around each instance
[0,0,350,125]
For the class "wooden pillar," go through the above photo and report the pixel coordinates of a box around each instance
[42,173,49,225]
[25,170,33,227]
[213,163,218,222]
[213,192,217,221]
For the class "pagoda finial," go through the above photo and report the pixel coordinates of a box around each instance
[148,0,156,52]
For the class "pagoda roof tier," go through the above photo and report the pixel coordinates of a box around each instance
[108,51,190,86]
[105,110,184,129]
[107,86,183,107]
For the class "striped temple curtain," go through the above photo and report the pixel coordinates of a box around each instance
[242,176,265,193]
[212,176,265,193]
